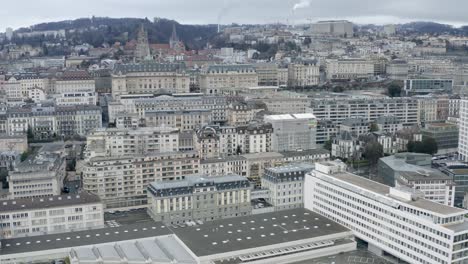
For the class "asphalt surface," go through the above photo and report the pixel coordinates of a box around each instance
[294,241,396,264]
[104,209,153,226]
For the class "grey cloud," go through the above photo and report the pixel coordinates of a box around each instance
[2,0,467,30]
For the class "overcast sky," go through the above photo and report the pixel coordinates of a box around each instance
[1,0,467,30]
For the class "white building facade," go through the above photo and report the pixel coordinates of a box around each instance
[305,161,468,264]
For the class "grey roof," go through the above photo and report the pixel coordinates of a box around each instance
[147,174,250,197]
[114,62,186,74]
[338,130,354,141]
[205,64,255,73]
[327,172,466,215]
[0,192,101,212]
[0,222,172,256]
[200,156,247,164]
[280,148,330,157]
[263,163,314,183]
[375,115,400,124]
[171,208,350,257]
[379,154,449,181]
[341,117,369,127]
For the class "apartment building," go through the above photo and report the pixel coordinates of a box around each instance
[143,109,212,131]
[254,63,279,86]
[55,92,97,106]
[8,151,66,199]
[4,74,51,100]
[194,123,273,159]
[375,115,403,133]
[305,161,468,264]
[261,163,314,211]
[85,127,180,159]
[339,117,370,136]
[287,62,320,87]
[6,104,102,138]
[226,101,262,126]
[108,94,228,124]
[200,156,248,177]
[147,174,251,224]
[265,113,317,152]
[81,151,200,209]
[52,71,96,94]
[326,59,374,80]
[0,192,104,239]
[199,64,258,95]
[112,62,190,97]
[310,98,419,125]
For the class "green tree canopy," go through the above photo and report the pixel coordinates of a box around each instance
[407,137,438,155]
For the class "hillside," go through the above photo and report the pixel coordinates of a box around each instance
[9,17,218,50]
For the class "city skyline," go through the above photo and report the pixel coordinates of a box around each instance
[2,0,468,30]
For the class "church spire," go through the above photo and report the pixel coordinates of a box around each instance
[171,23,178,42]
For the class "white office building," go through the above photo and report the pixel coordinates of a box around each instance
[305,161,468,264]
[0,192,104,239]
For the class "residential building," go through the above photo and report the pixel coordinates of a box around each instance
[287,62,320,87]
[386,60,409,80]
[331,131,360,159]
[0,192,104,239]
[254,63,279,86]
[339,117,369,136]
[194,123,273,159]
[108,94,228,124]
[277,67,288,86]
[305,160,468,264]
[55,92,97,106]
[265,113,317,152]
[316,120,339,145]
[261,163,314,211]
[326,59,374,80]
[6,104,102,138]
[53,71,96,94]
[85,127,180,159]
[310,97,419,125]
[143,109,212,131]
[226,101,262,126]
[199,64,258,95]
[147,174,252,224]
[375,115,403,133]
[80,151,200,209]
[111,62,190,97]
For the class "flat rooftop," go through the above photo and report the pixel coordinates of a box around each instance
[0,222,172,256]
[0,192,100,212]
[330,172,466,216]
[172,208,350,257]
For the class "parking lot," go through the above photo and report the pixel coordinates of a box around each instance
[104,209,153,226]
